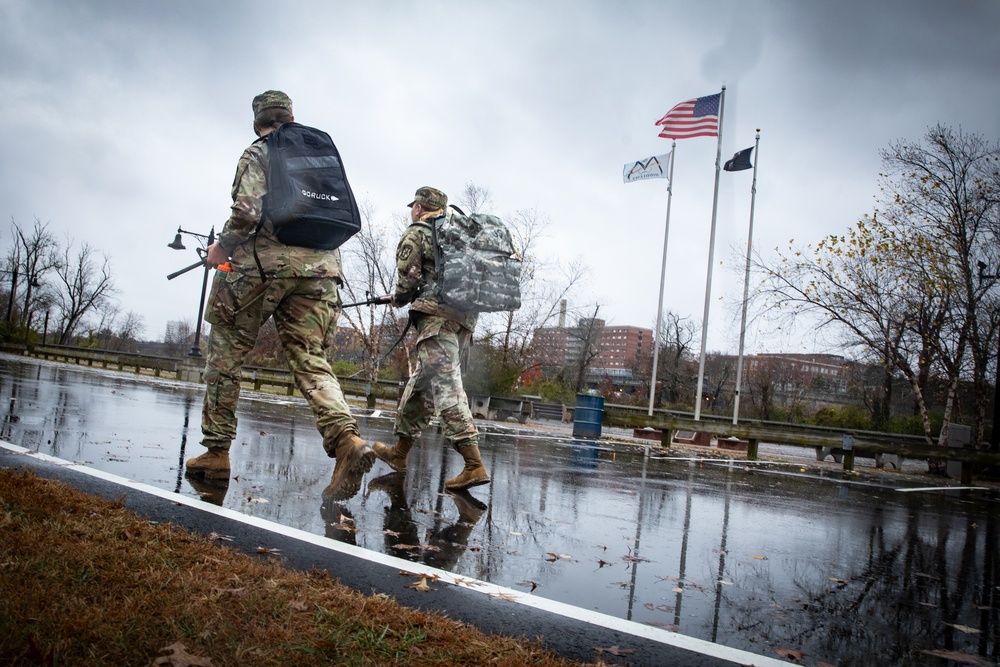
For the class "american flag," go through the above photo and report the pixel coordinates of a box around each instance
[655,93,720,139]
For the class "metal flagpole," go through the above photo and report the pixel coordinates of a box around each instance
[648,143,676,416]
[693,85,726,421]
[733,130,761,425]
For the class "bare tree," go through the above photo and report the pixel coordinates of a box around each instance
[570,306,604,394]
[457,181,495,215]
[338,200,408,390]
[3,218,58,338]
[164,319,194,356]
[54,240,117,345]
[652,310,697,407]
[879,125,1000,447]
[755,125,1000,455]
[92,303,146,352]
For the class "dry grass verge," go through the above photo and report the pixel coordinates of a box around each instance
[0,467,599,667]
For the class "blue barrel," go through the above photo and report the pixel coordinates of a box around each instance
[573,394,604,438]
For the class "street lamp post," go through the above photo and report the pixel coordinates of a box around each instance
[167,227,215,358]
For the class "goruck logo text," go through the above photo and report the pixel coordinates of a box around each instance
[302,190,339,201]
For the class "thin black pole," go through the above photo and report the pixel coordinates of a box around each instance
[188,227,214,358]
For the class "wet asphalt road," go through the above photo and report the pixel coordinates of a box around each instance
[2,354,999,667]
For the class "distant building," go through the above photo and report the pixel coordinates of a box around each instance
[164,320,185,342]
[748,353,850,395]
[530,313,652,395]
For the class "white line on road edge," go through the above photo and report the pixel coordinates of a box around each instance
[895,486,989,493]
[0,439,789,667]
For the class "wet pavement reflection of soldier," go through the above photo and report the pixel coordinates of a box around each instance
[319,472,485,570]
[186,476,230,506]
[369,473,486,570]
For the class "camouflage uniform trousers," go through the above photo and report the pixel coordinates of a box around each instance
[395,314,478,449]
[201,270,357,456]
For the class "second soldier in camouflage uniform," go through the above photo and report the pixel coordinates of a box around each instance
[184,90,376,500]
[372,187,490,490]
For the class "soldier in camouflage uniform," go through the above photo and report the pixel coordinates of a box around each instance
[372,187,490,491]
[184,90,376,500]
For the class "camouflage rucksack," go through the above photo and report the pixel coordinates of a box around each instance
[422,208,522,313]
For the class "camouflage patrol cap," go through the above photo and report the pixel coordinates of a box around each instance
[407,186,448,210]
[252,90,293,117]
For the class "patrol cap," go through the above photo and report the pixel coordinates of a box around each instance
[252,90,293,117]
[407,186,448,210]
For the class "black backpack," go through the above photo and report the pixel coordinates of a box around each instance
[261,122,361,250]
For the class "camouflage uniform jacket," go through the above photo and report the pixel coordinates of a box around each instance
[217,137,343,281]
[393,212,477,332]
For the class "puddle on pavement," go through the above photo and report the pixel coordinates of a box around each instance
[2,354,999,666]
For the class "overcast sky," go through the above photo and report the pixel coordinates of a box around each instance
[2,0,998,354]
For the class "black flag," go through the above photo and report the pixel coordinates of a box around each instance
[723,146,754,172]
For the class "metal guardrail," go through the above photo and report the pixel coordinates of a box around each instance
[601,403,1000,481]
[26,344,182,378]
[19,345,402,403]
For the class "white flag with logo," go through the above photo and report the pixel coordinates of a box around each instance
[623,151,672,183]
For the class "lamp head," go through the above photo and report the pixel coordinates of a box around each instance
[168,230,186,250]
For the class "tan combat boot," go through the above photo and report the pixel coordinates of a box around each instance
[322,433,376,500]
[445,444,490,490]
[372,435,415,473]
[184,447,230,480]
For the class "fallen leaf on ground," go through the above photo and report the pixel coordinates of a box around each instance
[593,645,635,656]
[774,647,803,661]
[597,559,611,568]
[922,650,992,665]
[751,554,768,560]
[516,580,538,591]
[255,547,281,555]
[622,554,650,563]
[153,642,214,666]
[406,576,435,592]
[492,592,519,601]
[452,577,484,588]
[643,621,680,631]
[946,623,981,634]
[206,532,233,542]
